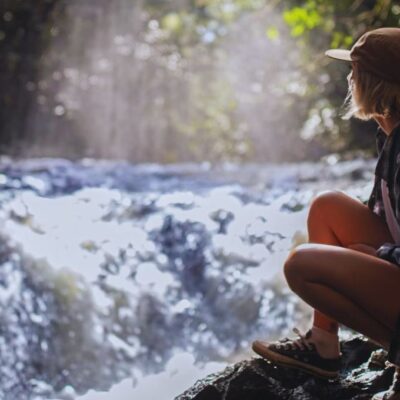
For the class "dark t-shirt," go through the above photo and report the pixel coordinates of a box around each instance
[367,123,400,221]
[368,124,400,366]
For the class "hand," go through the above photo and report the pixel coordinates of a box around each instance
[347,243,377,256]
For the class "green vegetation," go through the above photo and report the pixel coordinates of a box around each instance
[0,1,399,162]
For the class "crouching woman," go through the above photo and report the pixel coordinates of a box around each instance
[252,28,400,400]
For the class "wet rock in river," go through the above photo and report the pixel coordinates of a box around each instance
[151,215,210,294]
[209,209,234,234]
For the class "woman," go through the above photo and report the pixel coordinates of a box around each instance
[252,28,400,400]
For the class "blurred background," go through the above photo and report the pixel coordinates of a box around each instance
[0,1,399,399]
[2,0,399,162]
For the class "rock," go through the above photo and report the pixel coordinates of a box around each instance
[176,336,397,400]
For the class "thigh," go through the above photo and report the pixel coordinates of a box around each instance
[287,243,400,331]
[308,190,394,249]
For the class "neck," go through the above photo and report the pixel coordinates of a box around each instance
[374,115,400,136]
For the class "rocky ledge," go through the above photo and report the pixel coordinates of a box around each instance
[176,337,397,400]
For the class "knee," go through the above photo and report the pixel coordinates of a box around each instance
[283,244,314,292]
[307,190,344,226]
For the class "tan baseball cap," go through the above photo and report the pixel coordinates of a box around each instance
[325,27,400,84]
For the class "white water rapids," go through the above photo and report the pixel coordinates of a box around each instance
[0,157,375,399]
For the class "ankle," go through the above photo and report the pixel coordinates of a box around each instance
[313,312,339,335]
[311,325,339,341]
[309,326,341,359]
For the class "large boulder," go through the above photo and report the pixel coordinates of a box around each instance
[176,336,397,400]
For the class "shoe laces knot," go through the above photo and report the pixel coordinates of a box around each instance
[285,327,314,352]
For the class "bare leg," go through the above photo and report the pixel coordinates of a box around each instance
[303,190,394,356]
[252,194,398,378]
[284,243,400,351]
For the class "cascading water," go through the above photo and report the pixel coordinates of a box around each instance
[0,156,375,399]
[0,2,380,399]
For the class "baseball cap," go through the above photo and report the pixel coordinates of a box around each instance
[325,27,400,85]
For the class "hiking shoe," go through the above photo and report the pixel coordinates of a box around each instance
[373,366,400,399]
[251,327,341,379]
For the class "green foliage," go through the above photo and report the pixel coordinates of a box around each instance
[279,0,400,49]
[266,26,279,40]
[273,0,400,153]
[141,0,400,159]
[176,75,249,162]
[2,0,400,162]
[283,5,322,37]
[330,32,353,49]
[161,13,183,33]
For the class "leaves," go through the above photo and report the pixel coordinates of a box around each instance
[161,13,183,33]
[283,6,322,37]
[2,0,400,162]
[266,26,279,41]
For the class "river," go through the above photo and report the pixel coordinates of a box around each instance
[0,156,375,399]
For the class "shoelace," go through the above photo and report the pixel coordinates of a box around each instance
[277,327,315,352]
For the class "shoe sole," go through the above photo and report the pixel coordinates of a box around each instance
[252,340,339,380]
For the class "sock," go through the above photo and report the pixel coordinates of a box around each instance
[313,310,339,335]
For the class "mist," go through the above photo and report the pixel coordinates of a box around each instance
[3,1,318,163]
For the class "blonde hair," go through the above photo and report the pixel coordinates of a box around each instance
[343,62,400,120]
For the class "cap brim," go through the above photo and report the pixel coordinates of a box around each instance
[325,49,352,61]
